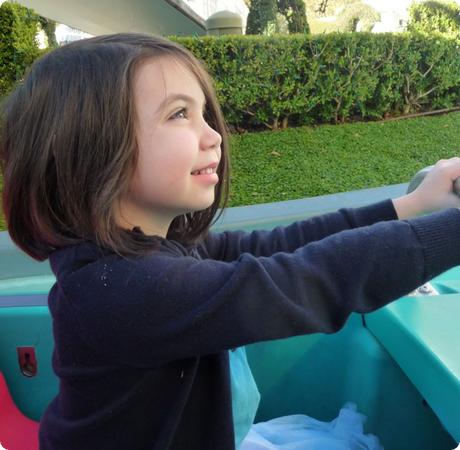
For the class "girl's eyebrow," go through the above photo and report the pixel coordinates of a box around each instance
[157,93,206,113]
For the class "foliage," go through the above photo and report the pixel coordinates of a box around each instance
[407,1,460,36]
[175,32,460,130]
[336,3,380,32]
[0,1,40,97]
[38,16,58,48]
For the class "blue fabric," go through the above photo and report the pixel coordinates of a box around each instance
[230,347,261,449]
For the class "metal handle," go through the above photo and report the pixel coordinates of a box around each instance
[406,165,460,195]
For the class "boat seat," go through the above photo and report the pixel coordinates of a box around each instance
[0,371,39,450]
[366,288,460,442]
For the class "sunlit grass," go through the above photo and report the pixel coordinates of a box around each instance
[228,112,460,206]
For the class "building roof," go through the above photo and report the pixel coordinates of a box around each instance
[17,0,206,36]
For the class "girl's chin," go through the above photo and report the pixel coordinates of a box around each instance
[189,198,216,213]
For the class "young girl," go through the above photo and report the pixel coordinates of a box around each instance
[2,33,460,450]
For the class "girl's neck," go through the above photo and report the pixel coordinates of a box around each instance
[113,200,171,238]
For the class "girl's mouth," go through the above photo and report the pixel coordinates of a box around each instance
[191,167,216,176]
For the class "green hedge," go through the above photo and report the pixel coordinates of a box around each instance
[0,1,40,97]
[1,24,459,131]
[174,32,460,130]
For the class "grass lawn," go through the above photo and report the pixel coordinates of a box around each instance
[1,111,460,232]
[228,111,460,206]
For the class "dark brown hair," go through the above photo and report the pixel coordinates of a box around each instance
[0,33,230,261]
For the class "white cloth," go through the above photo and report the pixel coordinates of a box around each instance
[239,402,383,450]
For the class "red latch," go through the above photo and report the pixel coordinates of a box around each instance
[17,347,38,377]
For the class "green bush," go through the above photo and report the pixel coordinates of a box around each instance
[407,1,460,37]
[175,32,460,130]
[0,1,40,97]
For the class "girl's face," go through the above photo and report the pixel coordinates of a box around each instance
[115,57,222,237]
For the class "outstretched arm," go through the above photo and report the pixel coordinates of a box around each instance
[201,158,460,262]
[56,207,460,366]
[199,200,397,261]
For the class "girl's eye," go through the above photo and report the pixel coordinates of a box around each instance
[170,108,188,120]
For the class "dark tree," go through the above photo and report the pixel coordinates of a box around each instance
[246,0,277,34]
[278,0,310,33]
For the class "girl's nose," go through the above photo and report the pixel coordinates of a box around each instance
[202,121,222,151]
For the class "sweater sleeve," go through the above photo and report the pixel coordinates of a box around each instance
[199,200,398,261]
[58,208,460,367]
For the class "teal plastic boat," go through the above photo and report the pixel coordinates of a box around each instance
[0,188,459,449]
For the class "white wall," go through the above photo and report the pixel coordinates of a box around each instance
[55,24,92,45]
[183,0,249,26]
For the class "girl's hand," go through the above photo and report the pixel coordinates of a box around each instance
[393,157,460,220]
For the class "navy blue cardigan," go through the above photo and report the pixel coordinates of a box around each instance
[39,200,460,449]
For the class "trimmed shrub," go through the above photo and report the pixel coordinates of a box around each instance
[174,32,460,130]
[408,1,460,37]
[305,0,380,34]
[337,3,380,32]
